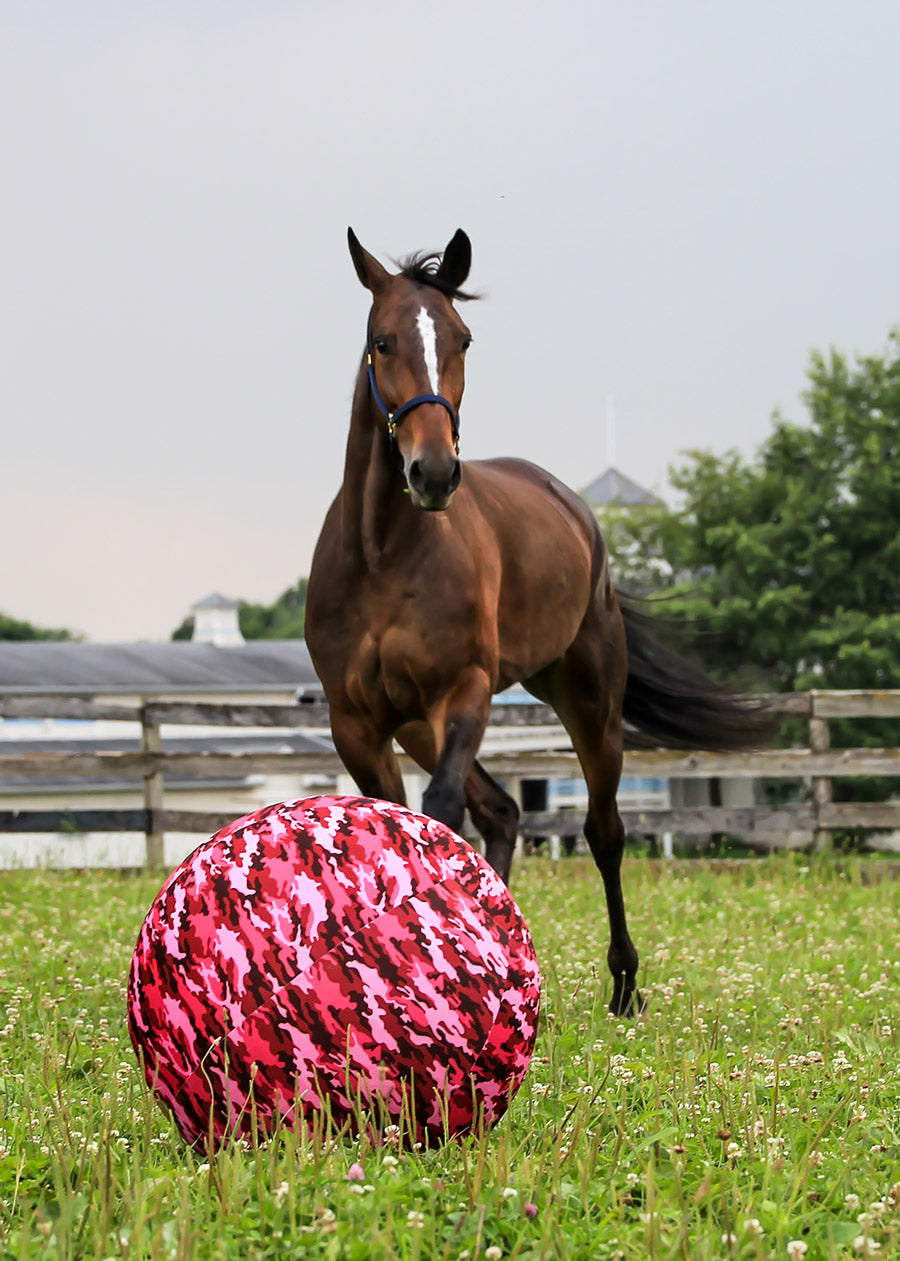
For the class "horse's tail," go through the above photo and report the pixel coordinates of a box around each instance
[619,596,775,750]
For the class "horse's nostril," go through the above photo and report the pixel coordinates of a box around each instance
[406,455,459,504]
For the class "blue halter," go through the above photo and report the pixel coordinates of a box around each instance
[366,309,460,454]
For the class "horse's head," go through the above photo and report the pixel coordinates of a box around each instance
[348,228,474,511]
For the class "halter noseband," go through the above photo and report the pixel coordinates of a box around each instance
[366,309,460,455]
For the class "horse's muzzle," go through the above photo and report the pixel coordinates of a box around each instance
[405,455,462,511]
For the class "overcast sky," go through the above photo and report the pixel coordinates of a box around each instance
[3,1,899,642]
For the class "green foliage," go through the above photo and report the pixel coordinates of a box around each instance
[170,616,193,641]
[238,578,308,641]
[2,858,900,1258]
[0,612,75,642]
[170,580,309,642]
[605,329,900,699]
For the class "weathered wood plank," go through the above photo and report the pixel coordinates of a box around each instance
[759,693,813,716]
[482,747,900,779]
[0,697,140,721]
[818,802,900,829]
[621,805,816,834]
[519,805,815,837]
[812,690,900,719]
[4,746,900,782]
[141,701,331,728]
[0,750,342,780]
[141,698,562,728]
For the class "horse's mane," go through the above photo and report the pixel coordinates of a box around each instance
[397,251,480,302]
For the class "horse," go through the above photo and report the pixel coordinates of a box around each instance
[305,229,769,1016]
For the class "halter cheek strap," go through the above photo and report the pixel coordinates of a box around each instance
[366,309,461,454]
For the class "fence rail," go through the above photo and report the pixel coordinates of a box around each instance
[2,690,900,864]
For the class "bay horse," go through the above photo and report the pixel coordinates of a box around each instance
[306,229,767,1016]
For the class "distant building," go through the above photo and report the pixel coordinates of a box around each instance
[189,593,245,647]
[579,466,662,510]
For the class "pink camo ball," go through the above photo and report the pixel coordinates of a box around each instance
[127,796,541,1149]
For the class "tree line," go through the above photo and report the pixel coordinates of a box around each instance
[603,329,900,703]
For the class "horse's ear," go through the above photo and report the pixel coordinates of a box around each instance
[436,229,471,291]
[347,228,391,294]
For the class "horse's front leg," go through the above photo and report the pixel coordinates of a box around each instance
[330,708,407,805]
[421,667,492,836]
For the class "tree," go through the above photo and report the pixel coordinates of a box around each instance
[171,579,308,641]
[0,612,75,641]
[605,329,900,697]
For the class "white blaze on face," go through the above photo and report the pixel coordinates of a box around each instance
[415,306,440,394]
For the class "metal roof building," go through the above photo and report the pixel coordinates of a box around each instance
[0,640,321,696]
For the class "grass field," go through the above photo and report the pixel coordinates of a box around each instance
[1,853,899,1259]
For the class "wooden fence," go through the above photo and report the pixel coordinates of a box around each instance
[2,690,900,865]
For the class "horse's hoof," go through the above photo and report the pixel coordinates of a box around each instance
[608,989,646,1019]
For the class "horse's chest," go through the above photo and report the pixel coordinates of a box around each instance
[345,584,484,718]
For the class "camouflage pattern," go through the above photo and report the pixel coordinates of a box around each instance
[127,795,541,1149]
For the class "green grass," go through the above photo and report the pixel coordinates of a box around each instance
[1,855,899,1259]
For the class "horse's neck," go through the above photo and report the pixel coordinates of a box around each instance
[341,358,405,571]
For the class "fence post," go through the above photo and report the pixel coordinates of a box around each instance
[140,704,165,868]
[809,693,832,853]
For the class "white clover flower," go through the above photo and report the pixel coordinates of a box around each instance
[485,1249,503,1261]
[743,1219,764,1236]
[787,1242,808,1259]
[853,1238,881,1256]
[846,1194,861,1211]
[501,1186,517,1199]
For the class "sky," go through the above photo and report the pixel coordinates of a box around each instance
[3,0,899,642]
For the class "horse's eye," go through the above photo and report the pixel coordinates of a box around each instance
[373,338,389,355]
[461,337,472,352]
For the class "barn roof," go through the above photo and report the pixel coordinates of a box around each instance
[0,641,321,695]
[580,466,661,508]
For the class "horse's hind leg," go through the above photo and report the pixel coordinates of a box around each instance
[581,730,643,1016]
[528,635,643,1016]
